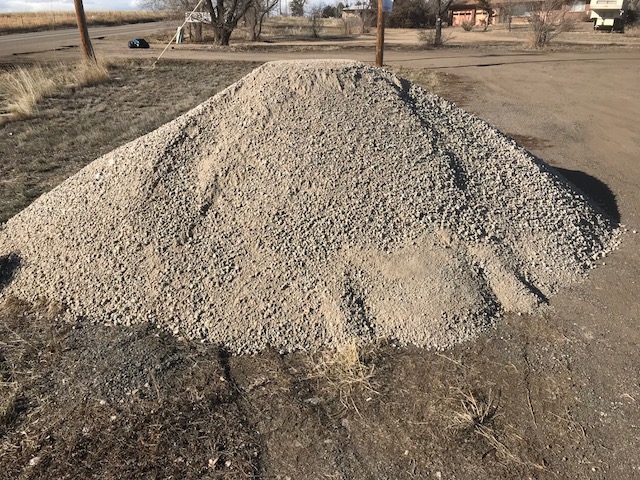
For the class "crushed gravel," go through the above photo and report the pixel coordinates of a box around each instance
[0,60,620,353]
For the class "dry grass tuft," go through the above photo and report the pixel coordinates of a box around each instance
[0,295,31,318]
[0,61,110,121]
[33,297,65,320]
[449,388,522,463]
[62,60,110,87]
[625,25,640,37]
[451,388,501,429]
[1,66,56,119]
[308,342,377,416]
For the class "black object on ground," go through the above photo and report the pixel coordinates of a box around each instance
[128,38,150,49]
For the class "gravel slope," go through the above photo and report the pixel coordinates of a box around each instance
[0,60,620,353]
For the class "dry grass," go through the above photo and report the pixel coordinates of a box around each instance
[390,67,469,107]
[449,388,523,464]
[0,66,56,119]
[0,10,170,35]
[625,25,640,37]
[392,67,443,92]
[249,16,344,39]
[0,61,110,120]
[307,342,377,416]
[451,388,501,429]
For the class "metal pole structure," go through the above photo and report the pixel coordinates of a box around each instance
[375,0,385,67]
[74,0,96,62]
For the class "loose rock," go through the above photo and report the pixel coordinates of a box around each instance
[0,60,620,353]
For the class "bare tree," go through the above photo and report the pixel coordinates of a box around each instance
[500,0,514,31]
[527,0,574,48]
[309,7,323,37]
[141,0,197,18]
[290,0,307,16]
[433,0,454,47]
[358,0,377,33]
[246,0,279,41]
[204,0,253,45]
[143,0,250,45]
[477,0,493,30]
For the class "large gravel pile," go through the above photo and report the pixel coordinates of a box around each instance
[0,60,619,353]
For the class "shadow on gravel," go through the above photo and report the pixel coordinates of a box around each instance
[555,167,620,224]
[0,253,20,293]
[503,133,619,225]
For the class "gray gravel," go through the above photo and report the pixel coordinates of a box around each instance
[0,60,620,353]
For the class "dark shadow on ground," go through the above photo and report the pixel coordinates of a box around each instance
[555,167,620,224]
[0,253,21,293]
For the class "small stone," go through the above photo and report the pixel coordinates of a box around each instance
[0,61,618,356]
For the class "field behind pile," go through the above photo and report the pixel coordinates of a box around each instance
[0,10,170,35]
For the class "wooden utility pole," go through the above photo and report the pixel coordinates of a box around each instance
[74,0,96,62]
[375,0,385,67]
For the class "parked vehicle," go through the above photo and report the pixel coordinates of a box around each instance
[590,0,628,32]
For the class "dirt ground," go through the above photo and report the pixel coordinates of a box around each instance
[1,26,639,479]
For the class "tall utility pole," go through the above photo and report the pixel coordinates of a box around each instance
[375,0,385,67]
[74,0,96,62]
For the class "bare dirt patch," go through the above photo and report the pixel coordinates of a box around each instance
[1,294,629,479]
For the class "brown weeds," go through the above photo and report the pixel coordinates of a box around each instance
[0,61,110,121]
[449,388,522,464]
[307,342,377,417]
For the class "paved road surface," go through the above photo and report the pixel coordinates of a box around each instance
[0,22,171,59]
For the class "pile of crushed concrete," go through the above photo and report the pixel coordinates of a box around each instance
[0,60,619,353]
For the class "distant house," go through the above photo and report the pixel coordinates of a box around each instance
[342,4,375,19]
[447,0,590,27]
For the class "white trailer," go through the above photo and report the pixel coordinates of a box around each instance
[590,0,628,32]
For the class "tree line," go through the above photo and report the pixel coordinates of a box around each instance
[143,0,637,49]
[143,0,464,45]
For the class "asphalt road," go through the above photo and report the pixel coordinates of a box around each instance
[0,21,171,59]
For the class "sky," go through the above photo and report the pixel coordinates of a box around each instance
[0,0,143,13]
